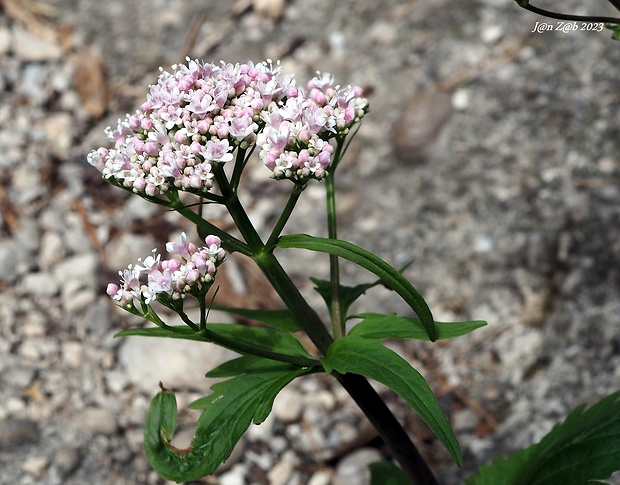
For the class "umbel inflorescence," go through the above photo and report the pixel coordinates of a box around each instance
[106,232,225,310]
[87,58,368,194]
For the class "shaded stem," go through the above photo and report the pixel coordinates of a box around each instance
[337,373,439,485]
[516,0,620,23]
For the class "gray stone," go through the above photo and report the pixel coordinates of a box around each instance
[392,90,454,163]
[0,27,10,55]
[0,239,31,283]
[333,448,383,485]
[77,407,118,436]
[118,328,239,393]
[267,450,299,485]
[12,26,62,61]
[53,253,98,291]
[54,447,81,477]
[103,233,157,272]
[21,456,49,478]
[272,386,303,423]
[22,272,60,296]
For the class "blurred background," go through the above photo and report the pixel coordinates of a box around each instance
[0,0,619,483]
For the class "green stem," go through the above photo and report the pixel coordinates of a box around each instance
[166,190,251,256]
[230,147,248,192]
[265,184,306,250]
[325,171,343,338]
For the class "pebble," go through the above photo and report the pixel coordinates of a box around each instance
[267,450,299,485]
[308,470,333,485]
[392,90,454,163]
[118,333,239,392]
[0,419,40,448]
[253,0,286,19]
[0,27,10,55]
[77,407,118,436]
[333,448,383,485]
[41,113,74,158]
[103,233,158,271]
[53,253,98,291]
[54,448,81,477]
[4,366,35,388]
[21,456,49,478]
[11,26,62,61]
[0,239,31,283]
[272,386,303,423]
[62,341,85,368]
[219,463,248,485]
[22,272,60,296]
[63,288,96,315]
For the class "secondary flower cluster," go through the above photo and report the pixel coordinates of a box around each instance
[87,58,368,193]
[106,233,225,308]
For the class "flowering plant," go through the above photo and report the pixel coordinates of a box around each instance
[90,58,620,484]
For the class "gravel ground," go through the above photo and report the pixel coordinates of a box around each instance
[1,0,619,484]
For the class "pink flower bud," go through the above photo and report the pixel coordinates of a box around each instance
[106,283,119,297]
[141,118,154,130]
[128,115,141,130]
[205,235,221,247]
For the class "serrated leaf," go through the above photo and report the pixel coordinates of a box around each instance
[210,305,300,332]
[466,391,620,485]
[350,313,486,340]
[145,365,311,482]
[321,336,462,465]
[310,277,379,323]
[278,234,437,340]
[369,461,410,485]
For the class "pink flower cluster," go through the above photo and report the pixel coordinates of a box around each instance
[87,58,368,191]
[106,233,225,308]
[257,72,367,180]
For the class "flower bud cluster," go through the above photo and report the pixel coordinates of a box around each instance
[88,58,368,191]
[106,233,225,308]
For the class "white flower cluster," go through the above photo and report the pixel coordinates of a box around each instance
[106,233,225,308]
[88,59,368,192]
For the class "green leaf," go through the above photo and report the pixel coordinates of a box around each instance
[350,313,487,340]
[206,354,311,378]
[466,391,620,485]
[278,234,437,341]
[321,336,462,465]
[115,326,208,341]
[210,305,300,332]
[607,24,620,40]
[145,365,311,482]
[310,277,379,323]
[204,323,313,359]
[369,461,410,485]
[116,323,313,362]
